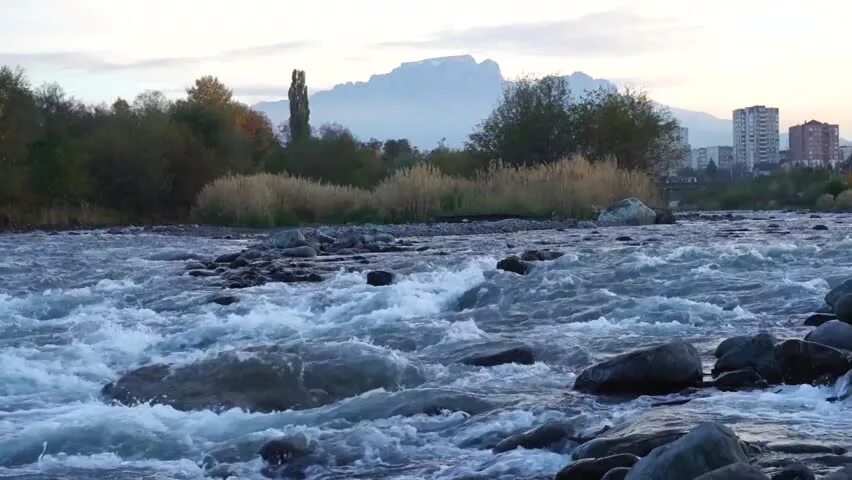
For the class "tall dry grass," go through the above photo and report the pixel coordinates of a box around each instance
[195,157,661,226]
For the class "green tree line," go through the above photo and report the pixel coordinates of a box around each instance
[0,66,681,226]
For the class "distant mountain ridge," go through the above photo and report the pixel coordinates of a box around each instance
[253,55,734,149]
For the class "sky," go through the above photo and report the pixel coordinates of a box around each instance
[1,0,849,137]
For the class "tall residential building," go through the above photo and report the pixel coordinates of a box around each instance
[733,105,780,169]
[789,120,841,167]
[691,146,734,171]
[672,127,691,171]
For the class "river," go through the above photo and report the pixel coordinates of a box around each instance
[1,212,850,479]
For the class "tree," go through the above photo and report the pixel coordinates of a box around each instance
[468,75,574,166]
[568,87,680,172]
[288,69,310,143]
[186,76,232,106]
[705,160,718,176]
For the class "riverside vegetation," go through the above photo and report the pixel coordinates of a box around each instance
[0,66,678,228]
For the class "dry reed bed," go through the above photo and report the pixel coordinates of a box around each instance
[195,157,661,226]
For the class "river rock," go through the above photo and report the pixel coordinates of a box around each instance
[259,437,312,466]
[774,339,850,384]
[715,335,754,358]
[655,209,677,225]
[805,320,852,350]
[214,252,241,263]
[805,313,838,327]
[713,369,769,391]
[572,412,688,460]
[279,246,317,258]
[835,293,852,323]
[625,422,750,480]
[773,463,815,480]
[574,340,702,395]
[555,454,640,480]
[813,224,829,231]
[209,294,239,306]
[102,344,423,413]
[601,468,630,480]
[825,466,852,480]
[520,250,564,261]
[597,198,657,226]
[185,261,207,271]
[497,256,530,275]
[366,270,395,286]
[460,344,535,367]
[493,420,576,453]
[694,463,768,479]
[826,280,852,307]
[713,333,780,383]
[271,229,306,248]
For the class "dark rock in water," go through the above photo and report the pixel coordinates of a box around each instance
[774,339,850,384]
[805,320,852,350]
[655,209,677,225]
[259,438,311,466]
[816,304,834,314]
[556,453,640,480]
[102,345,423,413]
[713,369,769,391]
[315,232,336,244]
[188,269,218,277]
[713,333,780,383]
[572,420,686,460]
[493,420,576,453]
[813,224,829,230]
[279,246,317,258]
[805,313,838,327]
[772,463,815,480]
[214,252,241,263]
[826,280,852,308]
[520,250,565,261]
[714,335,754,358]
[625,422,749,480]
[271,229,306,249]
[185,261,207,271]
[835,293,852,323]
[209,294,239,306]
[574,340,702,395]
[601,468,631,480]
[105,227,126,235]
[694,463,768,479]
[366,270,394,286]
[460,344,534,367]
[766,442,846,455]
[497,256,530,275]
[825,466,852,479]
[229,257,249,268]
[615,236,633,242]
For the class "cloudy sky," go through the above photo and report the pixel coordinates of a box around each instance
[2,0,848,136]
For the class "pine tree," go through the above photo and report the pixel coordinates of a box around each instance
[288,69,310,143]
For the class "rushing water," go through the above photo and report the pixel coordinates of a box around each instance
[1,212,851,479]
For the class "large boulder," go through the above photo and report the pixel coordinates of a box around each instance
[625,422,750,480]
[555,454,640,480]
[601,468,630,480]
[826,280,852,307]
[572,410,690,460]
[271,229,306,249]
[574,341,702,395]
[774,339,850,385]
[805,313,838,327]
[102,344,423,413]
[805,320,852,351]
[493,420,576,453]
[366,270,395,286]
[712,369,769,391]
[693,463,768,479]
[597,198,657,226]
[712,333,780,383]
[835,293,852,323]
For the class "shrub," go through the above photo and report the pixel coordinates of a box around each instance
[836,190,852,210]
[815,193,835,209]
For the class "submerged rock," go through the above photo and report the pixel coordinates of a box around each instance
[574,340,702,395]
[366,270,395,286]
[102,344,423,413]
[805,320,852,351]
[556,453,640,480]
[520,250,564,261]
[625,422,750,480]
[493,420,576,453]
[496,256,530,275]
[826,280,852,308]
[597,198,657,226]
[772,463,815,480]
[209,294,239,306]
[459,344,534,367]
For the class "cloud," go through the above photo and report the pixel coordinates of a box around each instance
[382,11,694,57]
[0,40,311,72]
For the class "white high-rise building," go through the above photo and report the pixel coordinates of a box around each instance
[733,105,780,169]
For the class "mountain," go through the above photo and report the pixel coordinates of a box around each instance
[253,55,735,149]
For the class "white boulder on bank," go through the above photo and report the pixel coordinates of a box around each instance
[597,197,657,226]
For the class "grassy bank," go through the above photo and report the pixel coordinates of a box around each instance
[0,204,129,230]
[195,157,661,226]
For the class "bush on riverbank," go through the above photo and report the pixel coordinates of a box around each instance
[195,157,660,226]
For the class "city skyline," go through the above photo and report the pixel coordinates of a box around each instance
[1,0,849,138]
